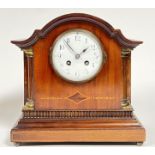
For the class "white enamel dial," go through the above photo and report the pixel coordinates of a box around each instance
[50,29,106,83]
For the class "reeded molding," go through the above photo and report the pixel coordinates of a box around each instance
[23,110,133,119]
[11,13,142,49]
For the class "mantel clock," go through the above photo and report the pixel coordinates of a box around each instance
[11,13,145,144]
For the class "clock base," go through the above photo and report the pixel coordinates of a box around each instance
[11,116,145,144]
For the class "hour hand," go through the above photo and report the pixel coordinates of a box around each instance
[80,47,89,55]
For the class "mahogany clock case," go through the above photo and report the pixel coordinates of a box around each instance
[10,13,145,144]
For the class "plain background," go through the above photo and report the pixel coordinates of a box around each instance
[0,9,155,147]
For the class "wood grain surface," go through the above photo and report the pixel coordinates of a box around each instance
[32,22,123,110]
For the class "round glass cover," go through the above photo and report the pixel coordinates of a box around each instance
[50,29,106,83]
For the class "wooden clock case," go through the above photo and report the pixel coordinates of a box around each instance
[11,13,145,144]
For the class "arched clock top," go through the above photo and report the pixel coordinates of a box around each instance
[11,13,142,49]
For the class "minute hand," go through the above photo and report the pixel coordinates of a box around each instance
[63,40,77,55]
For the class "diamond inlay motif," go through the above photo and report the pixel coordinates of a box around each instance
[68,92,86,103]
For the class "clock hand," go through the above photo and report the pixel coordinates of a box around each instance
[63,39,77,55]
[80,47,89,56]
